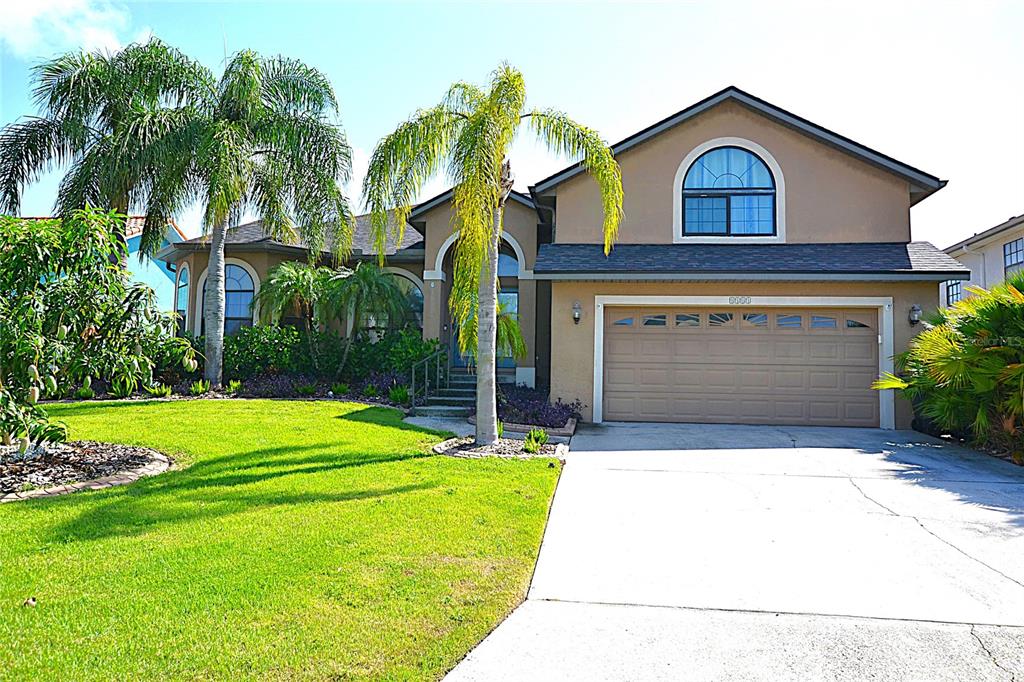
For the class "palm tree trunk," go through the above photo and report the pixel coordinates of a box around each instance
[475,208,502,446]
[204,220,228,388]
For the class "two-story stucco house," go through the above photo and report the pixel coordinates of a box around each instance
[157,86,969,430]
[940,214,1024,307]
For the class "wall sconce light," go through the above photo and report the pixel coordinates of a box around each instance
[572,301,582,325]
[908,304,922,326]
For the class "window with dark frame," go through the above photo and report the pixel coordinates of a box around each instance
[945,280,962,306]
[682,146,776,236]
[1005,238,1024,276]
[202,264,255,336]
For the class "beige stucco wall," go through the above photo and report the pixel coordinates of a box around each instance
[548,280,940,429]
[418,199,539,372]
[551,100,912,245]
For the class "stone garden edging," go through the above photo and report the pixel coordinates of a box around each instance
[1,449,172,503]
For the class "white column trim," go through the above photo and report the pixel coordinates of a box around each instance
[592,295,895,429]
[194,257,261,335]
[672,136,786,244]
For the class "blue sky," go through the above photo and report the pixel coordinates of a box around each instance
[2,0,1022,252]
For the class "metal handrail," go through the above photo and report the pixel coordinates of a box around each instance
[410,348,449,407]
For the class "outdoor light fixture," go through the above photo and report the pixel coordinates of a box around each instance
[572,301,582,325]
[908,304,922,326]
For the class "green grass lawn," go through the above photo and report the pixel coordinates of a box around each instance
[0,400,559,680]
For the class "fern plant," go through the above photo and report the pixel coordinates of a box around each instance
[145,384,173,398]
[189,379,211,396]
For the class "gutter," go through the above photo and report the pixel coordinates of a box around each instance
[533,271,969,282]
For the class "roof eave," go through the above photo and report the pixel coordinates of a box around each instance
[533,270,968,282]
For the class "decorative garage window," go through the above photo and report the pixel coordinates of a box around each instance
[742,312,768,327]
[612,315,634,326]
[945,280,963,306]
[675,313,700,327]
[682,147,776,236]
[1004,238,1023,276]
[642,314,667,327]
[708,312,734,327]
[776,314,802,328]
[810,315,838,329]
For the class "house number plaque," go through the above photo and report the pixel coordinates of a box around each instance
[727,296,752,305]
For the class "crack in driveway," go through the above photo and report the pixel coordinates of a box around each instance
[971,624,1019,681]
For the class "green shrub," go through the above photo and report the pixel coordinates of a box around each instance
[388,385,411,406]
[189,379,211,396]
[362,384,380,399]
[226,379,242,395]
[874,272,1024,457]
[110,376,136,399]
[523,428,549,453]
[74,386,95,400]
[145,384,173,398]
[295,382,318,397]
[497,420,504,439]
[331,382,349,396]
[343,330,443,382]
[222,326,301,380]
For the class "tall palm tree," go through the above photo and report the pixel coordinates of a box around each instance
[457,297,528,367]
[323,262,412,378]
[0,39,211,255]
[364,63,623,445]
[143,51,354,387]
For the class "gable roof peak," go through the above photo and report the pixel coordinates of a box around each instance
[530,85,945,206]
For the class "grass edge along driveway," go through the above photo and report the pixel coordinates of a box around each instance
[0,399,560,681]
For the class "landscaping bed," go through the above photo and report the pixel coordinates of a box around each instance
[1,440,167,496]
[434,436,566,459]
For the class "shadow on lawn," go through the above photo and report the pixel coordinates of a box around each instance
[22,401,447,543]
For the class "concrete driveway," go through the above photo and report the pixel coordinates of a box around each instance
[447,423,1024,681]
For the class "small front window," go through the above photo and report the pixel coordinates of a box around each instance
[682,146,775,236]
[945,280,963,306]
[1004,238,1024,276]
[175,265,189,336]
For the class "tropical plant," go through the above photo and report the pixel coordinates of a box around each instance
[364,63,623,444]
[0,39,210,254]
[75,387,95,400]
[226,379,242,395]
[145,383,173,398]
[323,262,412,378]
[497,384,582,429]
[362,384,380,399]
[138,49,354,387]
[873,272,1024,459]
[254,261,339,372]
[295,382,318,397]
[189,379,211,396]
[388,385,411,406]
[0,209,195,450]
[523,428,549,453]
[496,420,504,439]
[331,382,349,396]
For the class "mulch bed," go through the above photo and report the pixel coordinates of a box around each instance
[0,441,164,495]
[433,436,566,460]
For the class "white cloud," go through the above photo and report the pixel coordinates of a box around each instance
[0,0,132,60]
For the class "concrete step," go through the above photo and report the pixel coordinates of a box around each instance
[434,387,476,397]
[413,404,472,418]
[427,395,475,406]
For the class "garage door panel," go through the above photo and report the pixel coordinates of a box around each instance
[604,306,879,427]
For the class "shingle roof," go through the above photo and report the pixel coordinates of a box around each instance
[176,212,423,256]
[945,214,1024,253]
[533,242,969,281]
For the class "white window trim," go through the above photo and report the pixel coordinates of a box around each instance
[194,258,261,335]
[175,263,190,329]
[672,137,786,244]
[424,230,533,281]
[592,295,895,429]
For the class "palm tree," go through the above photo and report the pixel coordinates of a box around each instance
[254,261,339,372]
[364,63,623,445]
[0,39,211,255]
[323,262,411,378]
[142,50,354,387]
[457,297,528,367]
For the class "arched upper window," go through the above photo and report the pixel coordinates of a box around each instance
[682,146,775,236]
[202,263,255,336]
[497,252,518,278]
[175,265,190,336]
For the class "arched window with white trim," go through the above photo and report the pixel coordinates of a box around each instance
[175,264,190,336]
[202,263,255,335]
[682,146,776,236]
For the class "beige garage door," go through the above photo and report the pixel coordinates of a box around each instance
[603,307,879,427]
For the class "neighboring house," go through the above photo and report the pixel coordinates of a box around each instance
[122,217,188,311]
[940,214,1024,306]
[158,86,969,430]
